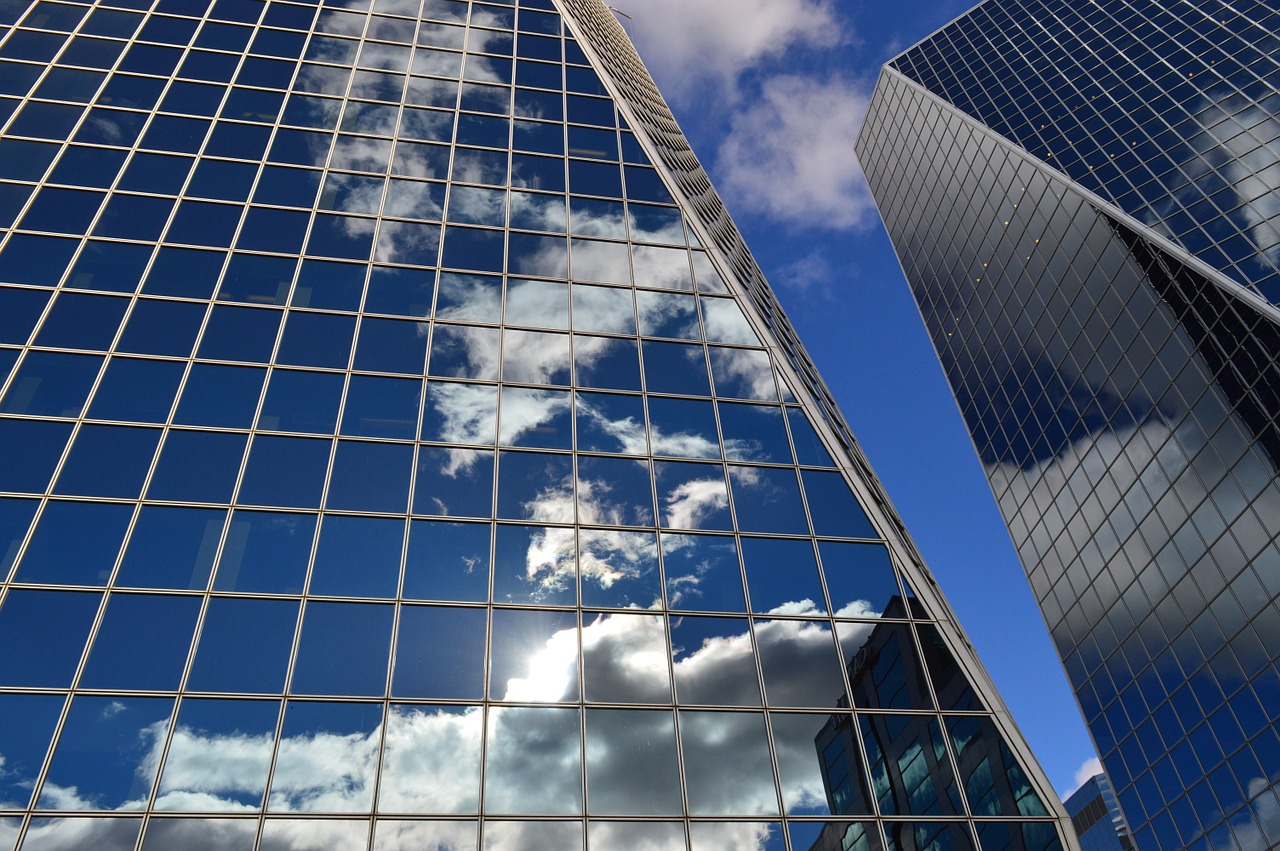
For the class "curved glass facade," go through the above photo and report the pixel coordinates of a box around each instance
[0,0,1070,849]
[859,27,1280,851]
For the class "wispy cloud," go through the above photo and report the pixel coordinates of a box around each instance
[1063,756,1103,797]
[625,0,873,233]
[716,75,874,230]
[623,0,844,104]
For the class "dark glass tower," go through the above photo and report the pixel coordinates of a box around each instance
[857,1,1280,849]
[0,0,1072,849]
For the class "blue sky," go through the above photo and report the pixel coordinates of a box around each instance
[618,0,1101,798]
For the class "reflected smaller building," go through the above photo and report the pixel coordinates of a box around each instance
[810,598,1057,851]
[1064,775,1134,851]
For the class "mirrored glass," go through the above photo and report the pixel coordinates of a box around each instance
[378,705,483,814]
[484,706,582,813]
[509,190,567,232]
[16,500,132,585]
[364,266,436,317]
[0,589,100,687]
[648,397,720,460]
[576,455,653,527]
[81,593,201,690]
[373,819,477,850]
[341,375,421,439]
[718,403,792,464]
[393,606,486,699]
[569,197,625,238]
[505,278,568,328]
[0,693,64,810]
[581,611,671,703]
[40,695,173,810]
[268,701,383,812]
[354,317,430,374]
[147,430,247,504]
[489,609,578,702]
[740,537,826,615]
[801,470,876,538]
[636,290,699,340]
[587,822,684,850]
[670,615,760,706]
[428,324,501,380]
[175,364,265,429]
[493,523,576,606]
[309,515,404,598]
[1,351,102,417]
[574,391,645,454]
[730,466,810,535]
[570,283,634,334]
[708,347,777,401]
[383,177,446,220]
[787,408,837,466]
[643,341,710,396]
[0,497,37,578]
[501,329,570,385]
[141,818,258,849]
[857,714,962,817]
[755,616,847,708]
[326,440,413,513]
[239,436,331,508]
[187,597,299,694]
[583,709,680,814]
[654,462,731,531]
[414,446,494,518]
[841,620,933,712]
[574,335,641,391]
[22,817,142,851]
[660,532,744,612]
[484,821,581,850]
[495,450,573,521]
[679,710,779,816]
[918,623,983,712]
[291,601,393,696]
[632,245,694,290]
[422,381,498,445]
[946,715,1048,817]
[215,511,315,594]
[819,542,902,619]
[570,237,629,284]
[53,424,161,499]
[155,698,279,811]
[576,528,660,608]
[771,712,870,816]
[402,519,490,602]
[498,386,572,448]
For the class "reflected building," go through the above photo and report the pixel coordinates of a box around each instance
[0,0,1071,849]
[857,1,1280,849]
[1063,774,1134,851]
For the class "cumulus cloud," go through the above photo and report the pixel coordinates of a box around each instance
[625,0,844,104]
[1065,756,1103,797]
[716,75,874,230]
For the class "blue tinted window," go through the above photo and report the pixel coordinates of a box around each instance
[276,312,356,369]
[36,292,129,350]
[53,424,161,498]
[0,418,73,493]
[0,693,64,809]
[0,351,102,417]
[65,241,153,293]
[309,515,404,598]
[87,357,184,423]
[219,252,297,305]
[147,430,248,503]
[291,601,393,696]
[143,246,226,298]
[0,590,101,686]
[393,605,486,699]
[292,260,366,311]
[327,440,414,513]
[81,593,201,690]
[258,369,344,434]
[403,519,491,602]
[196,306,282,362]
[0,233,78,285]
[175,364,265,428]
[239,436,331,508]
[188,597,299,693]
[341,376,421,439]
[214,510,315,594]
[117,299,207,357]
[116,506,225,590]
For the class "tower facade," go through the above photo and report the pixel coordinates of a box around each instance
[857,1,1280,849]
[0,0,1073,849]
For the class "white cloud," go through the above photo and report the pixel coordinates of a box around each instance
[1063,756,1103,798]
[625,0,844,104]
[716,75,874,230]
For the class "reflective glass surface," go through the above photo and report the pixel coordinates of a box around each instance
[0,0,1064,847]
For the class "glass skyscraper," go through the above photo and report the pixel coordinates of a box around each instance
[857,1,1280,849]
[1063,774,1133,851]
[0,0,1072,849]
